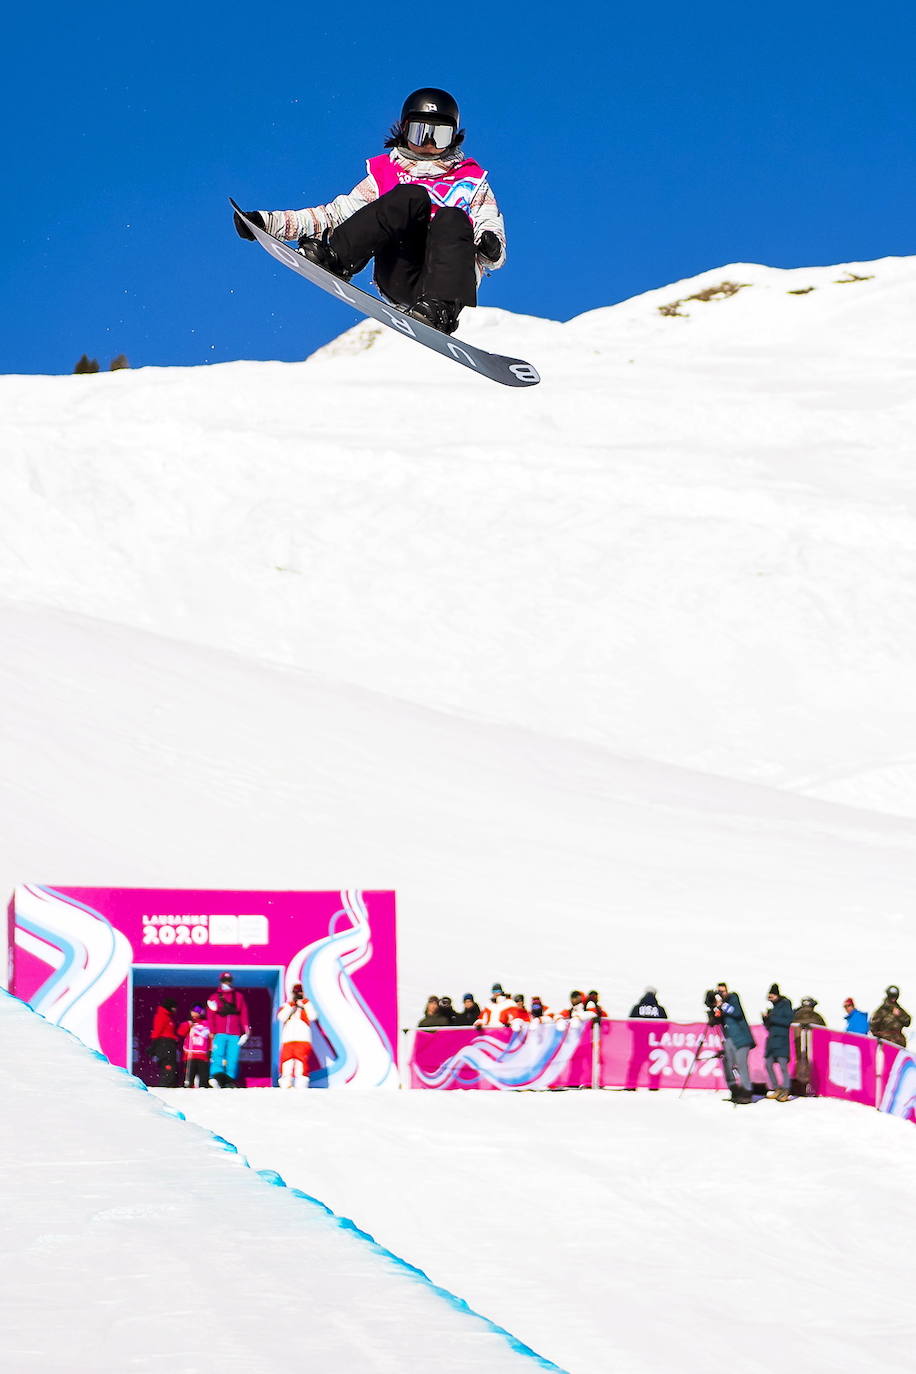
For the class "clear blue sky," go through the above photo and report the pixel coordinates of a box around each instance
[3,1,913,374]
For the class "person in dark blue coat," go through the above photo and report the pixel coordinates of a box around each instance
[842,997,869,1035]
[629,987,669,1019]
[713,982,756,1100]
[762,983,793,1099]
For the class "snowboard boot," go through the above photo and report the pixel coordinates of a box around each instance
[408,297,462,336]
[297,235,353,282]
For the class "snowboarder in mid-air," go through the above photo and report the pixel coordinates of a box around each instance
[233,87,505,337]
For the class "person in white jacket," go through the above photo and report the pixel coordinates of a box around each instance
[277,983,313,1088]
[232,87,506,338]
[475,983,515,1028]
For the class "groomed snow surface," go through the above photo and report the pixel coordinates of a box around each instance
[3,255,916,1370]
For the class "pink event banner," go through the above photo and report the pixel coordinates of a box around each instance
[8,884,398,1088]
[806,1025,878,1108]
[806,1024,916,1124]
[407,1020,772,1091]
[597,1019,771,1090]
[409,1021,595,1090]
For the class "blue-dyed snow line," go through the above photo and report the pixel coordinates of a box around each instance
[2,991,567,1373]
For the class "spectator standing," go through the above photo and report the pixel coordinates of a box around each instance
[454,994,481,1026]
[560,990,590,1022]
[629,987,668,1019]
[791,996,826,1096]
[148,997,179,1088]
[713,982,755,1102]
[206,972,250,1088]
[277,982,314,1088]
[418,996,450,1028]
[762,983,793,1101]
[584,990,608,1019]
[475,983,515,1027]
[503,994,532,1029]
[437,995,458,1024]
[178,1006,212,1088]
[843,998,869,1035]
[869,986,911,1048]
[529,996,551,1022]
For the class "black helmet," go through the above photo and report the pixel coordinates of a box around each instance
[400,87,459,127]
[398,88,460,154]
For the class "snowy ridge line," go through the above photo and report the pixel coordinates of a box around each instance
[6,990,567,1374]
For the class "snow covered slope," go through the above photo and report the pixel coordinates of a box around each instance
[0,991,553,1373]
[167,1084,916,1374]
[4,255,916,1374]
[2,255,915,1017]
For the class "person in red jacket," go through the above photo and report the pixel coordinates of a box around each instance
[148,997,179,1087]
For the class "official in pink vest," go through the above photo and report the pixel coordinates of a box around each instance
[233,88,506,338]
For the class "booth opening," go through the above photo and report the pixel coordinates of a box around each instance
[132,965,282,1087]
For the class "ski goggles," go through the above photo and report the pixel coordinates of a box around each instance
[404,118,455,150]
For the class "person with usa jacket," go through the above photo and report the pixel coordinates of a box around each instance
[233,87,505,339]
[629,988,668,1019]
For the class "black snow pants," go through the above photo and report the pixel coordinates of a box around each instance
[151,1038,178,1087]
[329,185,477,308]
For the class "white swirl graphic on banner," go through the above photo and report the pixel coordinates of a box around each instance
[286,889,397,1089]
[13,885,133,1053]
[879,1048,916,1119]
[415,1021,589,1090]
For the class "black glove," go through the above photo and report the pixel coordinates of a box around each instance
[476,230,501,262]
[234,209,266,241]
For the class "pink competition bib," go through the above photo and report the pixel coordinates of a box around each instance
[367,153,487,219]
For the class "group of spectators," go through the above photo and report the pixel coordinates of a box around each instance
[149,973,318,1089]
[148,971,251,1089]
[417,983,664,1029]
[416,980,911,1104]
[706,981,910,1104]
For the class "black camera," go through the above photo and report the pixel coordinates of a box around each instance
[704,989,719,1026]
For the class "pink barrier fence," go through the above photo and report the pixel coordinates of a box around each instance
[808,1025,916,1122]
[407,1021,595,1090]
[596,1019,770,1090]
[407,1020,769,1092]
[408,1020,916,1128]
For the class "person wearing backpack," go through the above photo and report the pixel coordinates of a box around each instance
[206,972,250,1088]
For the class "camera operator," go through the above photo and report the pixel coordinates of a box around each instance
[277,982,314,1088]
[710,981,755,1103]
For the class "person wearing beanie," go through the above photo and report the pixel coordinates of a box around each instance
[842,997,869,1035]
[869,986,911,1048]
[148,996,180,1087]
[454,993,481,1026]
[475,985,514,1027]
[177,1005,212,1089]
[418,996,451,1028]
[762,984,793,1100]
[206,972,251,1088]
[790,996,826,1095]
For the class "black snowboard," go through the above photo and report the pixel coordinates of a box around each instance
[230,199,540,388]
